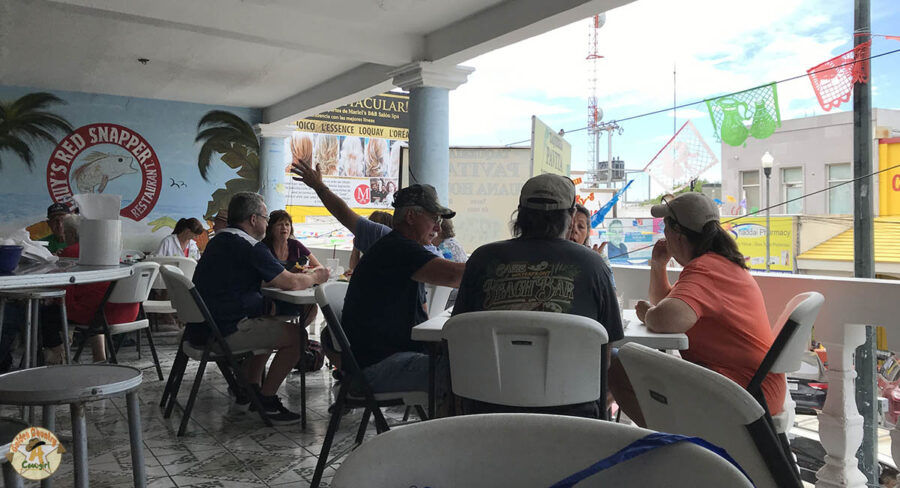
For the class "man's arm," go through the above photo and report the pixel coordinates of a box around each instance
[266,267,329,291]
[292,163,361,233]
[411,259,465,288]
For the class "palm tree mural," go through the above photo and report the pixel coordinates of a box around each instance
[0,92,73,170]
[195,110,260,220]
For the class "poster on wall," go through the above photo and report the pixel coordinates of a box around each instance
[282,92,408,249]
[530,116,571,177]
[722,216,796,272]
[596,218,663,265]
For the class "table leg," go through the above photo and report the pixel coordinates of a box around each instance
[41,405,56,488]
[59,300,70,364]
[70,402,88,488]
[427,343,437,419]
[126,391,146,488]
[23,299,32,369]
[2,462,23,488]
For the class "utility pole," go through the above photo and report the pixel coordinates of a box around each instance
[852,0,877,484]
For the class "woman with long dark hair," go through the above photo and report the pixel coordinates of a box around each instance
[263,210,322,324]
[609,192,783,426]
[156,218,203,258]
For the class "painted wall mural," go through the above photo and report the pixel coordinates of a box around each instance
[0,85,261,251]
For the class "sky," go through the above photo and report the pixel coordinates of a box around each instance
[448,0,900,201]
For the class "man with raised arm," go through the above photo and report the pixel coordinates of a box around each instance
[191,191,329,424]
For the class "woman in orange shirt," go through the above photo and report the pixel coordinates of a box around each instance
[609,192,784,426]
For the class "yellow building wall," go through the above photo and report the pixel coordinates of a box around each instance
[879,139,900,216]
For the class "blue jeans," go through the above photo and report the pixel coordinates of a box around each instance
[363,351,430,393]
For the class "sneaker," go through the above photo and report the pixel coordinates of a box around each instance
[260,395,302,425]
[228,394,252,416]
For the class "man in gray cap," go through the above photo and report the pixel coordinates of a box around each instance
[40,202,72,254]
[340,184,466,394]
[452,173,623,418]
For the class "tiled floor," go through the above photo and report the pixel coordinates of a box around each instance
[0,335,403,488]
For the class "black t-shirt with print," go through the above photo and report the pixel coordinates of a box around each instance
[342,230,438,368]
[453,237,623,342]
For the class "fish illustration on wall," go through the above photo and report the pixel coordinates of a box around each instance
[71,151,138,193]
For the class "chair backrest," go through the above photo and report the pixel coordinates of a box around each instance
[442,310,608,407]
[146,256,197,289]
[424,284,453,319]
[315,282,350,356]
[107,261,159,304]
[158,265,205,324]
[618,342,799,488]
[767,292,825,374]
[332,413,753,488]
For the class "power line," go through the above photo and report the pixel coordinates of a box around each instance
[504,46,900,147]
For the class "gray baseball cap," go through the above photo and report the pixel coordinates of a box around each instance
[518,174,576,211]
[650,192,720,233]
[392,184,456,218]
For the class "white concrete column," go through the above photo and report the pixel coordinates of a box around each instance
[391,62,474,204]
[256,123,295,212]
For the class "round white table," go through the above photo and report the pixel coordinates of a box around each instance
[0,259,133,291]
[0,365,145,488]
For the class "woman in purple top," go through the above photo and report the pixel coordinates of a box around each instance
[263,210,322,322]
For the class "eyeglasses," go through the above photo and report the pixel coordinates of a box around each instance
[661,195,681,229]
[256,213,270,222]
[423,212,443,226]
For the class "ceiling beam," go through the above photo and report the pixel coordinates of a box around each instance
[263,63,396,125]
[426,0,627,65]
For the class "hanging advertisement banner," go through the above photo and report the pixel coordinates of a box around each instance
[530,116,571,177]
[284,93,408,215]
[722,216,796,272]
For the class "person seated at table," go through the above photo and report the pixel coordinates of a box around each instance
[262,209,322,324]
[453,174,623,419]
[40,215,137,364]
[291,161,442,257]
[432,218,467,263]
[39,202,73,255]
[569,203,616,288]
[347,210,393,273]
[212,208,228,235]
[191,192,329,424]
[608,192,785,427]
[341,184,465,395]
[156,218,203,259]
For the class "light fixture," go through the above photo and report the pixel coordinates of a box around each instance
[761,151,774,170]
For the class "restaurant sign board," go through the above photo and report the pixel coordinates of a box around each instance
[45,123,162,221]
[530,116,571,177]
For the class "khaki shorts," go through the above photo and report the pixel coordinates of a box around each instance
[225,315,306,352]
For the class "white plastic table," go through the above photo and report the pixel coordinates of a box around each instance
[0,258,133,291]
[0,365,145,488]
[412,309,689,350]
[261,287,317,305]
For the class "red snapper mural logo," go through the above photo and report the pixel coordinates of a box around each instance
[45,123,162,221]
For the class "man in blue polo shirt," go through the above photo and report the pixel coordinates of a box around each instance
[191,192,328,424]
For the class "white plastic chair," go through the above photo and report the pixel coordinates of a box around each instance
[156,265,274,436]
[618,342,801,488]
[71,261,164,379]
[332,413,754,488]
[310,281,428,488]
[424,283,453,319]
[442,310,609,411]
[750,292,824,435]
[142,256,197,316]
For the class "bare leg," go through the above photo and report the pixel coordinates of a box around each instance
[244,353,271,387]
[608,355,646,427]
[260,324,304,396]
[90,335,106,362]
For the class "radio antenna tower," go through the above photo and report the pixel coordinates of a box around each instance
[587,13,605,183]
